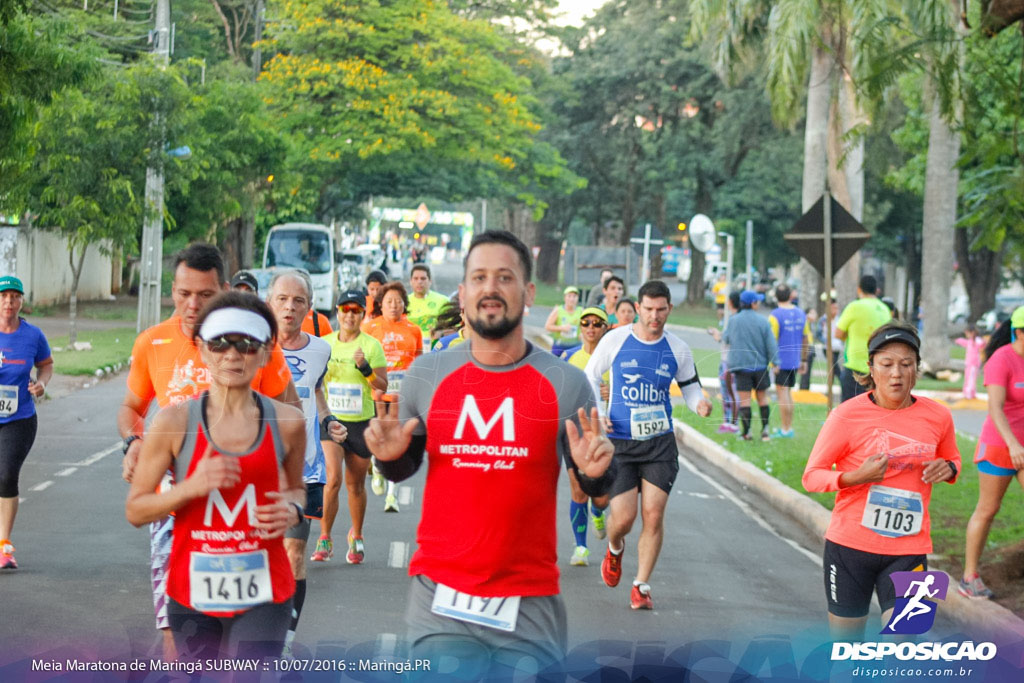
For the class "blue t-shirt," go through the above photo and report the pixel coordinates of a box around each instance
[0,319,50,423]
[584,326,700,441]
[770,306,807,370]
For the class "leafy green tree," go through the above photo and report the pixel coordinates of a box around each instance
[0,12,96,182]
[6,60,191,342]
[260,0,546,209]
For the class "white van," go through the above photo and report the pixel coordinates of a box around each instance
[263,223,337,313]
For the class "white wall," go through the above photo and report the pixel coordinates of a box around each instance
[7,228,113,305]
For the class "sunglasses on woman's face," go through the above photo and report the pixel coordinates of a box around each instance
[579,320,606,328]
[204,336,265,354]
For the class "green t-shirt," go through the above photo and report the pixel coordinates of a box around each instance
[324,332,387,421]
[836,297,892,373]
[407,289,450,335]
[552,305,583,345]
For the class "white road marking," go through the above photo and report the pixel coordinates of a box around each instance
[398,486,413,506]
[388,541,408,568]
[55,467,78,477]
[687,492,722,500]
[678,452,822,567]
[77,443,121,467]
[30,481,53,492]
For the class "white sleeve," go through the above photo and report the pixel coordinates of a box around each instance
[669,335,703,413]
[583,329,621,419]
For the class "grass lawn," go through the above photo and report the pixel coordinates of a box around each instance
[50,327,136,376]
[532,280,720,329]
[673,402,1024,563]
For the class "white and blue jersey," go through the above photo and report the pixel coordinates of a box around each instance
[585,325,703,441]
[0,319,50,423]
[282,334,331,484]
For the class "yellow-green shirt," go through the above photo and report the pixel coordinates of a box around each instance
[836,297,892,373]
[407,290,450,335]
[324,332,387,421]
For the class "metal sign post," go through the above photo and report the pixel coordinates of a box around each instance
[783,193,869,412]
[630,223,664,286]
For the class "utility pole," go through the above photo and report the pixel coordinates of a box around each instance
[136,0,171,333]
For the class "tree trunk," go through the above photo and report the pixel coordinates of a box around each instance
[956,228,1004,321]
[686,171,713,304]
[798,40,833,311]
[828,86,860,310]
[67,241,88,347]
[919,74,961,371]
[222,216,244,279]
[535,223,561,284]
[241,206,256,269]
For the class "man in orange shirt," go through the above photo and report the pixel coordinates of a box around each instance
[117,243,299,659]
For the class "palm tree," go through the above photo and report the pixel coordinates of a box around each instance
[690,0,964,370]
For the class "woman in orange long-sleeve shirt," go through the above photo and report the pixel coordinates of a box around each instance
[803,321,960,640]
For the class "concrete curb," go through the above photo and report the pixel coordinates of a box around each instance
[674,422,1024,641]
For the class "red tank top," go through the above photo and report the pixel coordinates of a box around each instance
[165,394,295,617]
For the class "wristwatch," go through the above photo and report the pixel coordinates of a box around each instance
[122,434,142,455]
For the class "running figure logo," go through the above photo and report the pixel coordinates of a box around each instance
[883,571,949,634]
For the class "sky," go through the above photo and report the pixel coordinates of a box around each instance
[555,0,606,26]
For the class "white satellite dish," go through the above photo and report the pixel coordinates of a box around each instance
[689,214,717,252]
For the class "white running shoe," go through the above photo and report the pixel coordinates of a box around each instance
[570,546,590,566]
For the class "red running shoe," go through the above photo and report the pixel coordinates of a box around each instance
[630,583,653,610]
[601,546,622,587]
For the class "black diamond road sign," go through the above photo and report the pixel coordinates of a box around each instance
[783,194,870,277]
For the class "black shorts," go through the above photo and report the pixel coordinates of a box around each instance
[610,432,679,496]
[285,483,325,541]
[733,369,770,392]
[774,368,798,388]
[823,539,928,618]
[340,419,373,459]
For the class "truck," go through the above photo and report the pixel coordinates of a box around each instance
[262,223,337,314]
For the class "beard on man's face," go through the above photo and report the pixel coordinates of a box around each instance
[468,295,523,340]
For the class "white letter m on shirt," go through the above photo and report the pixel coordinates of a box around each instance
[204,483,258,527]
[453,396,515,441]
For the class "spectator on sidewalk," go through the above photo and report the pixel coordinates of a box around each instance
[955,323,984,400]
[708,291,741,433]
[586,269,615,308]
[800,307,818,391]
[723,290,778,441]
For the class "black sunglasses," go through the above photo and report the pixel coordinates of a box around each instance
[204,336,266,354]
[579,320,606,328]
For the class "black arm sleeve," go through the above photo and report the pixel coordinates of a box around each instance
[572,457,618,498]
[374,434,428,483]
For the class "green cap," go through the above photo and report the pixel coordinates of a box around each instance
[579,306,608,323]
[1011,306,1024,330]
[564,286,580,296]
[0,276,24,294]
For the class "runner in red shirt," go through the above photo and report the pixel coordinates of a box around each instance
[367,231,615,674]
[364,281,422,511]
[803,321,959,640]
[117,244,298,660]
[126,292,306,662]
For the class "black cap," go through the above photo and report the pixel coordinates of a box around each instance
[337,289,366,308]
[365,270,387,285]
[230,270,258,292]
[868,327,920,356]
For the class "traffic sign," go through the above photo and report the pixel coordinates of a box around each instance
[689,214,716,252]
[783,194,869,277]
